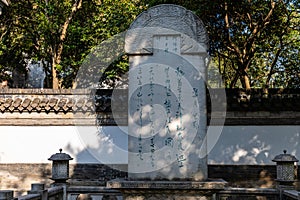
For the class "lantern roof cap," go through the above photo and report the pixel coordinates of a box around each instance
[48,149,73,161]
[272,150,298,162]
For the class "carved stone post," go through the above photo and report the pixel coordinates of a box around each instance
[0,190,13,200]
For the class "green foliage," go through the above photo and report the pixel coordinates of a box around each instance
[0,0,146,88]
[60,0,146,88]
[0,0,299,88]
[249,1,300,88]
[149,0,300,89]
[200,0,300,88]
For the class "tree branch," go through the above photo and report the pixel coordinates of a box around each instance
[265,38,283,88]
[242,0,277,66]
[55,0,83,64]
[0,22,12,41]
[52,0,83,88]
[247,1,276,44]
[224,2,241,56]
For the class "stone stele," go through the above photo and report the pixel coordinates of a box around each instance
[108,4,226,200]
[126,3,208,181]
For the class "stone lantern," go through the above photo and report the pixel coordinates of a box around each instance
[272,150,298,187]
[48,149,73,184]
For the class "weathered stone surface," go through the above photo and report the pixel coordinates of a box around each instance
[107,179,227,189]
[0,190,14,200]
[126,4,208,54]
[107,179,227,200]
[119,190,214,200]
[126,4,209,181]
[217,188,279,200]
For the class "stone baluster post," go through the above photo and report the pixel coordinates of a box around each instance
[0,190,13,200]
[28,183,48,200]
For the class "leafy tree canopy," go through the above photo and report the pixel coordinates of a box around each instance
[148,0,300,89]
[0,0,299,89]
[0,0,146,88]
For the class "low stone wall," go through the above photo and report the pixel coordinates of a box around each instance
[2,164,300,195]
[209,165,300,190]
[0,164,127,195]
[209,165,277,188]
[0,164,52,196]
[69,164,127,186]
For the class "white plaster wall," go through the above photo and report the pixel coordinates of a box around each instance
[208,126,300,165]
[0,126,128,163]
[0,126,299,164]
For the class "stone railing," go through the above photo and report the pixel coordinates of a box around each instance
[19,185,64,200]
[0,184,121,200]
[0,184,64,200]
[67,186,122,200]
[3,184,300,200]
[282,190,300,200]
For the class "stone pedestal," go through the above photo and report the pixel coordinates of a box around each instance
[107,179,227,200]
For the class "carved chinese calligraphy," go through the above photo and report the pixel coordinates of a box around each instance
[127,4,209,181]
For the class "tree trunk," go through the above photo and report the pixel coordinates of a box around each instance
[50,0,83,89]
[230,72,239,88]
[52,57,59,89]
[241,74,251,90]
[230,62,251,89]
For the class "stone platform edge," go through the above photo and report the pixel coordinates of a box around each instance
[107,179,227,190]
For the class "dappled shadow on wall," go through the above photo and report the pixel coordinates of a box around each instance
[0,164,52,196]
[65,126,128,186]
[208,126,300,165]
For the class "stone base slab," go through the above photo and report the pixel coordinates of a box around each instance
[107,179,227,200]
